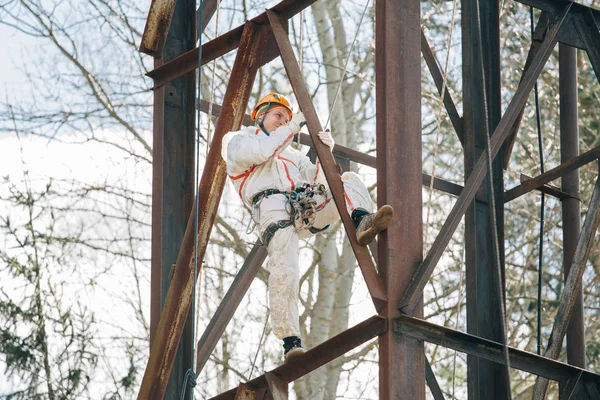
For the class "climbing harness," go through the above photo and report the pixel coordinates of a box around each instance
[252,184,330,245]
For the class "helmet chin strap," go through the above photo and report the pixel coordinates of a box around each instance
[256,112,270,136]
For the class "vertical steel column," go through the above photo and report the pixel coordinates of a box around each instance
[151,57,165,346]
[559,43,586,372]
[152,0,197,398]
[139,22,269,400]
[376,1,425,399]
[462,0,508,398]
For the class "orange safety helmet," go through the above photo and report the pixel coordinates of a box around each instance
[250,92,293,121]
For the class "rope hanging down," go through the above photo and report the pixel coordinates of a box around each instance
[180,0,210,398]
[308,0,370,185]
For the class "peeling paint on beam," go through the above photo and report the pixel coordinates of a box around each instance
[140,0,177,57]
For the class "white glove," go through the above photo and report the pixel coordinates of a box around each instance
[318,129,334,151]
[288,112,306,134]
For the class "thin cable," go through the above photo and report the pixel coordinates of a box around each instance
[324,0,370,130]
[474,0,512,393]
[181,1,205,399]
[299,10,304,69]
[205,0,221,154]
[296,10,304,147]
[530,6,545,356]
[248,309,270,380]
[424,0,459,249]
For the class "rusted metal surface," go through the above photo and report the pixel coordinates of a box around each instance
[376,0,425,399]
[518,0,600,22]
[394,315,600,385]
[425,359,446,400]
[210,316,387,399]
[137,22,270,400]
[559,42,586,371]
[234,383,264,400]
[504,144,600,202]
[264,373,288,400]
[501,11,550,169]
[150,57,165,346]
[398,4,571,315]
[154,0,197,396]
[518,174,573,200]
[267,9,388,310]
[195,244,267,374]
[575,8,600,82]
[420,29,464,146]
[533,175,600,399]
[196,0,222,40]
[462,0,509,397]
[147,0,318,88]
[140,0,177,56]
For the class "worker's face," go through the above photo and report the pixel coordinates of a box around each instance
[259,108,290,134]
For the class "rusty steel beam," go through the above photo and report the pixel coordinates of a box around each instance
[398,4,571,314]
[504,144,600,202]
[139,0,178,56]
[150,58,165,346]
[502,11,550,169]
[517,174,573,200]
[533,175,600,399]
[195,244,267,374]
[575,8,600,83]
[210,316,387,399]
[195,0,221,40]
[462,0,509,396]
[425,360,447,400]
[234,383,265,399]
[376,0,425,399]
[517,0,600,22]
[265,373,288,400]
[394,315,600,387]
[137,22,270,400]
[199,99,464,197]
[420,29,464,147]
[146,0,318,88]
[266,9,388,310]
[559,40,586,373]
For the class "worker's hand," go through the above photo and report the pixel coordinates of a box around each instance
[318,129,334,151]
[288,112,306,134]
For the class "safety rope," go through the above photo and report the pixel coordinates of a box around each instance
[180,1,207,398]
[308,1,370,187]
[530,6,545,357]
[295,11,304,148]
[424,0,459,252]
[323,0,370,131]
[248,308,270,380]
[205,0,221,154]
[474,0,512,392]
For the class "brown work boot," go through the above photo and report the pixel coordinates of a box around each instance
[283,336,305,363]
[356,205,394,246]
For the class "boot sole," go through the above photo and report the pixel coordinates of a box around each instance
[284,347,305,363]
[357,205,394,246]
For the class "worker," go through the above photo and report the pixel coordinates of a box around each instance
[221,92,393,362]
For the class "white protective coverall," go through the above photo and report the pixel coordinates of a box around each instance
[221,125,372,339]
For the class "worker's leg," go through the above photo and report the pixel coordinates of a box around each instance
[312,171,372,229]
[257,195,301,340]
[266,225,301,339]
[312,171,393,245]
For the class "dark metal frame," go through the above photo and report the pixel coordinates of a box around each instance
[137,0,600,398]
